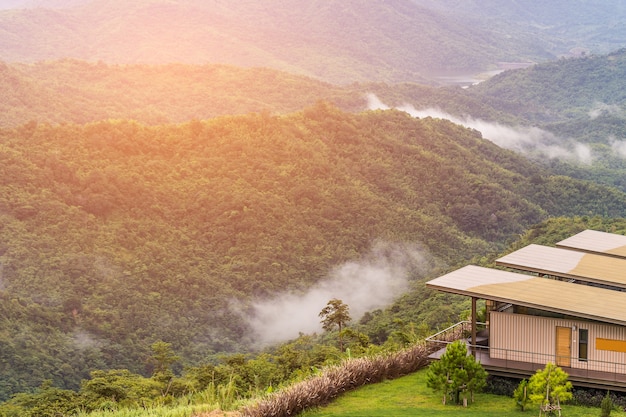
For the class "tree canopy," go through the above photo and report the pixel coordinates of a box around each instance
[426,340,487,406]
[1,104,626,399]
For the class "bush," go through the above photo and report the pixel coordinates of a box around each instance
[572,388,626,409]
[601,391,613,417]
[485,375,519,397]
[513,379,531,411]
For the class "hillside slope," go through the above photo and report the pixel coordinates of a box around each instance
[1,105,626,399]
[0,60,366,128]
[0,0,583,83]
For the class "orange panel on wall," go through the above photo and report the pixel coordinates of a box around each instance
[596,338,626,353]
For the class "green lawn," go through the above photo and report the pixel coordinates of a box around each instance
[300,369,626,417]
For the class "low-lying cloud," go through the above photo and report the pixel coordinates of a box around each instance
[367,93,593,165]
[610,136,626,158]
[245,241,432,347]
[589,101,624,119]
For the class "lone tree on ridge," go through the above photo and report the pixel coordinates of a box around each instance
[319,298,351,352]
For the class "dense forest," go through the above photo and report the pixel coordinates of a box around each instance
[2,102,626,402]
[2,215,625,415]
[0,60,366,128]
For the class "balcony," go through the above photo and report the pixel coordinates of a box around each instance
[427,321,626,392]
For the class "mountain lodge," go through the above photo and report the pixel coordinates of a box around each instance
[426,229,626,391]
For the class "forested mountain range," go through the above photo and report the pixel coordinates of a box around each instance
[3,0,626,409]
[2,0,625,84]
[4,49,626,193]
[2,101,626,399]
[462,48,626,190]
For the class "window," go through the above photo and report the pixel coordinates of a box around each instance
[579,329,588,361]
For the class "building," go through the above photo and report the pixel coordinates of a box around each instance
[426,229,626,391]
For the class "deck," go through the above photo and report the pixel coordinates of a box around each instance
[426,322,626,392]
[429,343,626,392]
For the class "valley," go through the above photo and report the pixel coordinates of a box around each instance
[1,1,626,416]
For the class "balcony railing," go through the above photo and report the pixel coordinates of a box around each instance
[426,322,626,385]
[425,320,486,346]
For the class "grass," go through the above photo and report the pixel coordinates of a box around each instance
[73,403,226,417]
[300,369,626,417]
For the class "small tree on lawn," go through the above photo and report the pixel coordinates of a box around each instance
[528,362,573,414]
[513,379,531,411]
[426,340,487,406]
[600,390,613,417]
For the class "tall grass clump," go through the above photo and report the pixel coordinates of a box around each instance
[240,341,438,417]
[74,403,218,417]
[73,380,238,417]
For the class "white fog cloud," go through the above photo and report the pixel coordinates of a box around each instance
[367,93,593,165]
[610,137,626,158]
[588,102,624,120]
[72,329,103,350]
[245,241,432,346]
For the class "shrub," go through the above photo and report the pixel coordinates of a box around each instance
[601,391,613,417]
[240,341,436,417]
[513,379,531,411]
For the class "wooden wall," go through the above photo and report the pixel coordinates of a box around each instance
[490,311,626,374]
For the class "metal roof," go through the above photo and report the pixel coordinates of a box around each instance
[556,229,626,259]
[496,244,626,289]
[426,265,626,327]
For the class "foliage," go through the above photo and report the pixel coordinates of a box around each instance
[319,299,352,352]
[242,341,436,417]
[1,105,626,400]
[0,60,366,128]
[601,391,614,417]
[513,379,531,411]
[426,341,487,406]
[527,363,573,409]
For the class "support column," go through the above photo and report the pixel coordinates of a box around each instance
[471,296,477,356]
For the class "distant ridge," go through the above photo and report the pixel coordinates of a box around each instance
[0,0,601,83]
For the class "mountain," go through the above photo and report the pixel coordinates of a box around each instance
[1,0,618,84]
[2,104,626,399]
[466,49,626,125]
[0,60,365,128]
[458,48,626,190]
[415,0,626,56]
[354,49,626,192]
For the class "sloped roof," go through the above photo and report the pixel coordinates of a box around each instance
[556,229,626,259]
[426,265,626,326]
[495,244,626,289]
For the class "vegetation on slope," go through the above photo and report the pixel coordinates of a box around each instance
[0,60,366,128]
[468,48,626,125]
[2,103,626,402]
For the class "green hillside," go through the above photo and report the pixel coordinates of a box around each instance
[0,60,366,128]
[468,49,626,125]
[1,104,626,400]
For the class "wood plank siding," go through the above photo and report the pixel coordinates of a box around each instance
[490,312,626,375]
